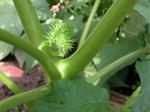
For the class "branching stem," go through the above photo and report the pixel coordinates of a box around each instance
[58,0,139,78]
[13,0,55,61]
[13,0,44,47]
[0,29,61,80]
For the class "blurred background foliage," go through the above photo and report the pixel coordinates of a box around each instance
[0,0,149,89]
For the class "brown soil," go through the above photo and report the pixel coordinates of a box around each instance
[0,62,45,112]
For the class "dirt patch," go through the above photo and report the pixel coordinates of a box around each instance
[0,62,45,112]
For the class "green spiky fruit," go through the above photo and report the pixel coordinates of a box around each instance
[46,19,73,57]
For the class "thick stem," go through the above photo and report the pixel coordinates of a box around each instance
[13,0,54,58]
[88,48,150,84]
[58,0,139,78]
[78,0,101,48]
[0,72,22,94]
[120,87,141,112]
[13,0,44,47]
[0,29,61,80]
[0,84,52,112]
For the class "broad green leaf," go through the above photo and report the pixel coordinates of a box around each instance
[93,38,141,70]
[0,1,22,34]
[32,0,51,20]
[0,1,16,60]
[0,0,50,60]
[0,0,50,34]
[30,79,110,112]
[129,60,150,112]
[0,41,13,60]
[68,0,87,10]
[129,89,150,112]
[65,15,84,41]
[122,10,145,38]
[135,59,150,91]
[135,0,150,23]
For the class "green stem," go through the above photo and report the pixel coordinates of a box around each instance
[0,83,52,112]
[13,0,60,81]
[0,72,22,94]
[13,0,44,47]
[0,72,34,109]
[120,87,141,112]
[0,29,61,80]
[88,48,149,84]
[13,0,54,58]
[78,0,101,48]
[58,0,139,78]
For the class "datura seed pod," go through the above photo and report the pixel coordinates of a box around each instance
[45,19,73,57]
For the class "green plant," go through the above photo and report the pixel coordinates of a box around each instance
[0,0,150,112]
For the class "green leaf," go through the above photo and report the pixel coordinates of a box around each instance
[93,38,141,70]
[122,10,145,38]
[30,79,110,112]
[135,59,150,91]
[129,89,150,112]
[0,41,13,60]
[130,60,150,112]
[65,15,84,41]
[0,0,22,34]
[0,1,17,60]
[32,0,51,20]
[135,0,150,23]
[0,0,50,34]
[68,0,86,10]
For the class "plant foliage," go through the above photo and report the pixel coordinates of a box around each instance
[0,0,150,112]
